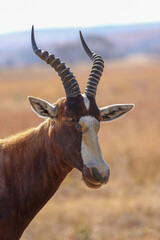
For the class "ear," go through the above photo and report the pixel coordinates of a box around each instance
[100,104,134,122]
[28,96,58,119]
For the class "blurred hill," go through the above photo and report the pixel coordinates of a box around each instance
[0,22,160,68]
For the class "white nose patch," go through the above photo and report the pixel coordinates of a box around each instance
[79,116,109,177]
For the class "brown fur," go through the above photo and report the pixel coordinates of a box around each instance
[0,121,71,239]
[0,95,100,239]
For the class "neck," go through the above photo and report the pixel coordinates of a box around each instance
[0,120,72,238]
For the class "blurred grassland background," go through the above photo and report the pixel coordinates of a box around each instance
[0,25,160,240]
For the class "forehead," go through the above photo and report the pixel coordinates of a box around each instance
[61,95,100,120]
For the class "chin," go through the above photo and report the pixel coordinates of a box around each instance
[83,178,102,189]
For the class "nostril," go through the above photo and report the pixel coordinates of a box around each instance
[91,168,102,182]
[91,167,110,183]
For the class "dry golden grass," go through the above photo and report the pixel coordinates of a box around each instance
[0,57,160,240]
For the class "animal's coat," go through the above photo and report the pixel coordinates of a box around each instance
[0,28,134,239]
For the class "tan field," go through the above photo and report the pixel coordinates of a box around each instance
[0,57,160,240]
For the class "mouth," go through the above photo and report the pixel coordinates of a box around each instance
[83,177,102,189]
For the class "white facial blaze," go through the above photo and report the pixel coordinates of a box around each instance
[79,116,109,178]
[82,94,90,111]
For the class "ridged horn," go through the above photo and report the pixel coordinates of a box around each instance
[31,25,81,98]
[79,31,104,98]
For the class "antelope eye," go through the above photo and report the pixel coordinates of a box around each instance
[76,123,81,131]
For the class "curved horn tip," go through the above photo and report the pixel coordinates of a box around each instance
[79,30,94,61]
[31,25,38,51]
[79,30,83,39]
[79,30,84,46]
[31,25,34,38]
[79,30,85,46]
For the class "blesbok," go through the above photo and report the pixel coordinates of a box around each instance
[0,26,134,240]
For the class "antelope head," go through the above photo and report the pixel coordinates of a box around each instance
[29,26,134,189]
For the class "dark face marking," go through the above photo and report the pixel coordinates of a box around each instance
[50,95,100,172]
[64,95,100,121]
[86,96,100,120]
[49,95,110,189]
